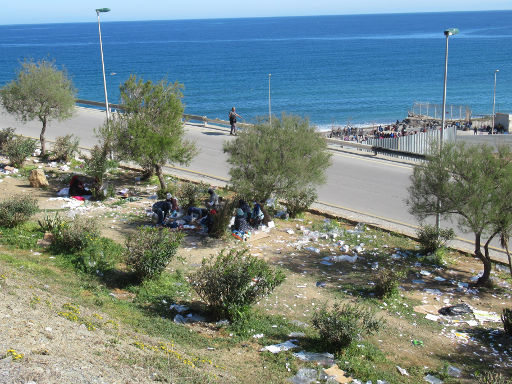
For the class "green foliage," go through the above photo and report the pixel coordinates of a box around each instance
[373,268,406,299]
[0,127,15,148]
[51,215,100,253]
[223,114,331,210]
[3,136,37,167]
[52,134,79,162]
[74,237,123,274]
[416,224,454,254]
[312,302,384,351]
[208,198,237,238]
[178,182,208,210]
[0,195,39,228]
[189,248,286,321]
[156,185,178,200]
[478,371,512,384]
[282,186,316,218]
[125,226,183,281]
[0,222,44,249]
[83,144,117,200]
[111,75,197,190]
[407,142,512,286]
[0,59,76,156]
[502,308,512,336]
[38,211,65,232]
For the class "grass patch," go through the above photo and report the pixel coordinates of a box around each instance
[0,222,44,249]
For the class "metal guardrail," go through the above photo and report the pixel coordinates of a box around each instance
[76,99,253,129]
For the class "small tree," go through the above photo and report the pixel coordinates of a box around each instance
[111,75,197,190]
[0,59,76,157]
[223,114,331,215]
[407,142,512,286]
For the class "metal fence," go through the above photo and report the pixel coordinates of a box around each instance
[366,126,457,156]
[410,102,471,121]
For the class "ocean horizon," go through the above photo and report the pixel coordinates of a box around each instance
[1,10,511,127]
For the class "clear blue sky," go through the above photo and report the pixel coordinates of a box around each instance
[2,0,511,25]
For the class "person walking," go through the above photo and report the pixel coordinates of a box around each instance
[229,107,242,135]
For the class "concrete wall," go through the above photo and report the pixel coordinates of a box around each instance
[495,113,511,131]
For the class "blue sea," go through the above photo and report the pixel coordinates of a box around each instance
[1,11,512,127]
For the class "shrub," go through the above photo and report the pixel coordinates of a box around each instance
[373,268,406,299]
[417,224,454,254]
[83,144,117,200]
[283,187,316,218]
[52,134,79,162]
[178,182,208,210]
[189,248,286,321]
[125,226,183,281]
[502,308,512,336]
[0,195,39,228]
[3,136,37,167]
[208,198,237,238]
[312,302,384,351]
[0,127,15,148]
[478,372,512,384]
[51,215,100,253]
[74,237,124,274]
[38,211,64,232]
[156,185,178,200]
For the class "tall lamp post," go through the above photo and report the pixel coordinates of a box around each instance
[492,69,499,134]
[268,73,272,126]
[96,8,111,121]
[436,27,459,231]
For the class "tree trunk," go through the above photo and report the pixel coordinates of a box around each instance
[472,233,490,286]
[40,118,47,157]
[155,164,167,190]
[505,240,512,279]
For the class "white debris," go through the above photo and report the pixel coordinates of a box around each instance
[260,340,299,353]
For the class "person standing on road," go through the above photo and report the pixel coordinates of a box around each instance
[229,107,242,135]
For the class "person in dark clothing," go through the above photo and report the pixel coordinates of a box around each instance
[206,188,219,209]
[238,199,252,219]
[251,201,265,227]
[152,193,174,225]
[69,175,92,196]
[229,107,242,135]
[233,208,252,233]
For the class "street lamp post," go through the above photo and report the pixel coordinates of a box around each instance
[96,8,111,121]
[268,73,272,126]
[436,28,458,231]
[492,69,499,134]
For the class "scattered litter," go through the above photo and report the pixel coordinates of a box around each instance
[424,288,443,296]
[169,304,188,313]
[420,270,431,276]
[288,368,318,384]
[216,319,229,326]
[331,255,358,263]
[323,365,352,383]
[425,314,439,322]
[287,229,295,235]
[320,261,333,266]
[371,262,379,270]
[316,281,327,288]
[260,340,299,353]
[434,276,446,282]
[438,303,472,316]
[447,366,461,378]
[396,366,409,376]
[253,333,264,339]
[424,374,443,384]
[473,309,501,323]
[353,245,364,253]
[288,332,306,338]
[293,351,335,366]
[412,279,426,284]
[411,340,423,346]
[305,247,320,254]
[173,313,205,324]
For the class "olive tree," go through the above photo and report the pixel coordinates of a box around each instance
[223,114,331,216]
[407,142,512,286]
[111,75,197,190]
[0,59,76,157]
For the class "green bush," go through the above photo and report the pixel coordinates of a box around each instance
[373,268,406,299]
[208,198,237,238]
[189,248,286,321]
[156,185,178,200]
[502,308,512,336]
[0,127,15,148]
[312,302,384,351]
[417,224,454,254]
[125,226,183,281]
[178,182,208,210]
[51,215,100,253]
[283,187,316,218]
[3,136,37,167]
[52,134,79,162]
[0,195,39,228]
[38,211,64,232]
[75,237,123,274]
[83,144,117,200]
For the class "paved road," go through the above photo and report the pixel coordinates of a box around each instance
[0,107,508,263]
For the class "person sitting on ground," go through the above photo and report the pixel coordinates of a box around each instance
[152,193,175,225]
[233,208,252,233]
[238,199,252,219]
[250,201,265,227]
[69,175,92,196]
[206,188,219,210]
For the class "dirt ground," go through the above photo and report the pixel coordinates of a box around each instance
[0,156,511,384]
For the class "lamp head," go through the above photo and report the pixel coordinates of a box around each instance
[444,28,459,37]
[96,8,111,13]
